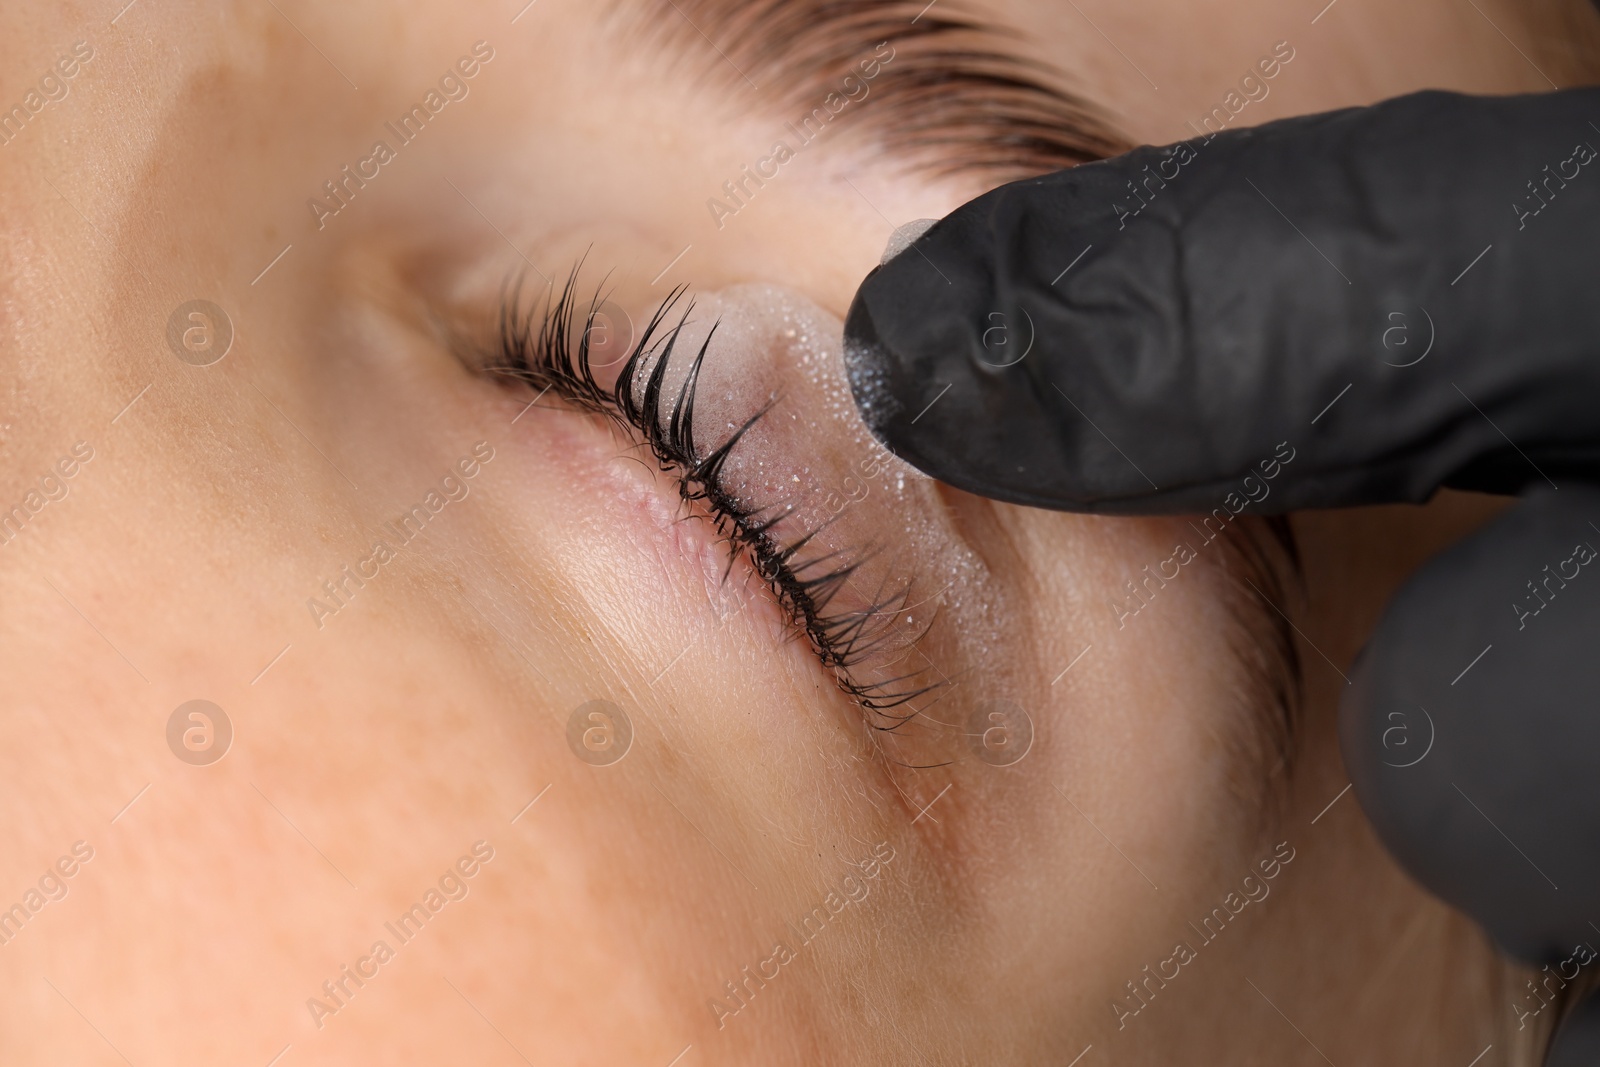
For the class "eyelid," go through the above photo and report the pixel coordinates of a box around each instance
[475,265,940,715]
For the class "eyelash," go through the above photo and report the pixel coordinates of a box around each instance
[480,266,937,719]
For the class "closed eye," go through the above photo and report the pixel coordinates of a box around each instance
[467,264,943,719]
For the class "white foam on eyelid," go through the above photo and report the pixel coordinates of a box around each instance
[880,218,939,266]
[653,283,1001,689]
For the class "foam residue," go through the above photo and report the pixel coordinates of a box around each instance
[881,218,939,266]
[639,283,1002,723]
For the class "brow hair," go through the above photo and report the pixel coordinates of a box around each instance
[607,0,1128,183]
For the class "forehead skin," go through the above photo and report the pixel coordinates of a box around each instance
[0,1,1592,1065]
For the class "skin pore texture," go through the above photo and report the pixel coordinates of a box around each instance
[1,0,1597,1064]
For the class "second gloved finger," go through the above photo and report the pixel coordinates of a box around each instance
[1339,485,1600,967]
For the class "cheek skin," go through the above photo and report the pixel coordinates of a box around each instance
[0,310,947,1064]
[427,330,1261,1059]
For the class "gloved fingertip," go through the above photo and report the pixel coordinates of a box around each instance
[841,281,901,442]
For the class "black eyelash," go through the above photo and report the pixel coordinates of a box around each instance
[480,266,939,719]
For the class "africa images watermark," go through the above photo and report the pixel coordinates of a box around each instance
[166,699,233,766]
[1514,939,1598,1031]
[1188,40,1296,140]
[305,442,495,630]
[0,40,95,149]
[1513,531,1596,630]
[1112,840,1296,1030]
[566,699,633,766]
[0,840,96,948]
[705,42,896,230]
[0,441,95,550]
[816,439,898,523]
[1112,40,1297,230]
[307,40,496,231]
[1513,132,1597,231]
[1110,440,1297,629]
[707,840,896,1029]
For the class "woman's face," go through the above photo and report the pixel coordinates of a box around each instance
[1,0,1590,1063]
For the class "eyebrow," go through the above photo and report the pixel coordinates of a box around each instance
[611,0,1127,182]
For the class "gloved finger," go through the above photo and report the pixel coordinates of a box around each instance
[1339,485,1600,966]
[843,88,1600,515]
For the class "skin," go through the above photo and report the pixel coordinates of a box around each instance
[0,0,1594,1063]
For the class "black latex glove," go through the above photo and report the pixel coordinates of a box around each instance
[844,88,1600,1059]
